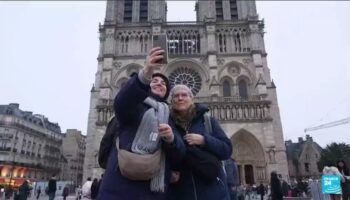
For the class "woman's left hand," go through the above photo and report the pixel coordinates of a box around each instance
[159,123,174,143]
[184,133,204,146]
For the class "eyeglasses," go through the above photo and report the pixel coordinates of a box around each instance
[173,92,190,100]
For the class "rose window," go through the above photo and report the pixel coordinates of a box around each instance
[228,65,241,77]
[169,67,202,95]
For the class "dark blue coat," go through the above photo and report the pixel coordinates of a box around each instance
[169,104,233,200]
[98,74,186,200]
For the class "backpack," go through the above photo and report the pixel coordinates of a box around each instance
[98,115,119,169]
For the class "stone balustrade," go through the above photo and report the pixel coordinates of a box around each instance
[204,101,272,122]
[95,96,271,126]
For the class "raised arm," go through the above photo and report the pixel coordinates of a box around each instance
[114,47,165,123]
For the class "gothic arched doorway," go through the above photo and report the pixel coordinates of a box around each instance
[231,129,267,185]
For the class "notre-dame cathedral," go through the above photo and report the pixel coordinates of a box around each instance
[83,0,289,185]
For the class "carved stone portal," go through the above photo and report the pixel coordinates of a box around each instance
[231,130,267,184]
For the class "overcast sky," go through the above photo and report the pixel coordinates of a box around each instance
[0,1,349,147]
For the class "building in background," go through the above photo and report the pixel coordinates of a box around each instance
[285,135,322,180]
[0,103,66,187]
[62,129,86,187]
[84,0,289,184]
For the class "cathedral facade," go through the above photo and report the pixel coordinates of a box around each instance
[83,0,289,185]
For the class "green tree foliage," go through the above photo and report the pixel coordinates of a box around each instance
[318,142,350,172]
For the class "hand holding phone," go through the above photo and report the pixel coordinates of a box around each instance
[143,47,165,79]
[152,34,168,64]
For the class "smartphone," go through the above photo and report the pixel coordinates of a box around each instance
[152,34,168,64]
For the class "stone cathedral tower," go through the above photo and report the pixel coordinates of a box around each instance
[83,0,289,184]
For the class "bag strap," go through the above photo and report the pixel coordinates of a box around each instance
[203,111,227,175]
[203,111,212,135]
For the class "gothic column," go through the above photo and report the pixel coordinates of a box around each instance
[205,21,221,97]
[104,28,116,56]
[223,0,231,20]
[105,1,117,23]
[241,164,246,185]
[197,0,216,22]
[132,0,140,23]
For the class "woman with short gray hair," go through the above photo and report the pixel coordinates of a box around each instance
[168,84,232,200]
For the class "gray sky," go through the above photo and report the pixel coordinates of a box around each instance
[0,1,349,147]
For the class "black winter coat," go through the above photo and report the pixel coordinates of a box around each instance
[97,74,186,200]
[169,104,233,200]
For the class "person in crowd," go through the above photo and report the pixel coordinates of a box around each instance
[90,178,99,200]
[245,184,252,200]
[82,177,92,200]
[281,180,290,197]
[62,186,69,200]
[257,183,265,200]
[225,158,239,200]
[97,174,103,192]
[18,180,31,200]
[36,187,41,200]
[337,160,350,200]
[270,171,283,200]
[308,179,322,200]
[5,186,13,200]
[97,47,186,200]
[168,84,232,200]
[76,185,82,200]
[48,175,57,200]
[323,165,344,200]
[237,185,245,200]
[296,178,308,197]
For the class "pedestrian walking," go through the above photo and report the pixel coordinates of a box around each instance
[270,172,283,200]
[281,180,290,197]
[82,178,92,200]
[76,186,82,200]
[4,186,13,200]
[18,180,31,200]
[257,183,265,200]
[337,160,350,200]
[62,186,69,200]
[90,178,99,200]
[36,187,41,200]
[48,175,57,200]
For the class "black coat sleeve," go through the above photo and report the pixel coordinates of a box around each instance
[114,74,149,124]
